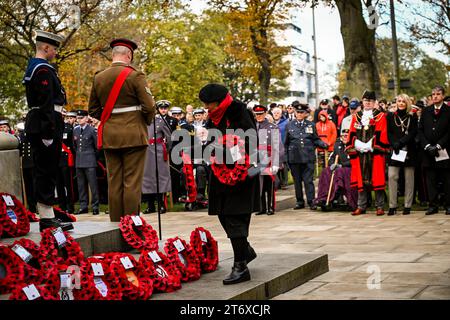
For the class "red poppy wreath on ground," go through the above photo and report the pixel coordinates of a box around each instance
[181,152,197,203]
[190,227,219,273]
[139,249,182,293]
[164,237,201,282]
[53,206,77,222]
[9,283,60,300]
[210,134,249,186]
[110,253,153,300]
[0,192,30,238]
[119,215,158,252]
[9,238,45,283]
[39,228,85,269]
[43,262,84,300]
[26,210,39,222]
[0,245,26,294]
[74,256,122,300]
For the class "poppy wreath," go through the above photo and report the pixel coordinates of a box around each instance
[210,134,250,186]
[53,206,77,223]
[0,222,3,237]
[110,253,153,300]
[181,152,197,203]
[43,263,85,300]
[119,215,158,252]
[164,237,201,282]
[190,227,219,273]
[139,250,182,293]
[26,210,39,222]
[0,192,30,238]
[39,228,85,269]
[9,283,60,300]
[74,256,123,300]
[0,245,26,294]
[9,238,45,283]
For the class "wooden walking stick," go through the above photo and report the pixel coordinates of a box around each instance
[325,155,340,208]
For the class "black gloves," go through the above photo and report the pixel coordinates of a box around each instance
[425,145,439,157]
[392,142,401,155]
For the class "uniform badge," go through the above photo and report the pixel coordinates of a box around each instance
[306,126,313,134]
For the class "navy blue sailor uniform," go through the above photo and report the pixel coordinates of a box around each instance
[284,118,327,207]
[73,123,99,212]
[23,57,66,206]
[18,130,37,213]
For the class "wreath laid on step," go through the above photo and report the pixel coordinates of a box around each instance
[164,237,201,282]
[39,228,85,268]
[53,206,77,222]
[26,210,39,222]
[44,263,83,300]
[119,215,158,252]
[9,283,60,300]
[9,238,44,283]
[139,249,182,293]
[0,245,26,294]
[190,227,219,273]
[110,253,153,300]
[181,152,197,203]
[0,192,30,238]
[210,134,249,186]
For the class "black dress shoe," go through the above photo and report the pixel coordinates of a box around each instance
[159,207,166,214]
[75,208,88,215]
[388,208,397,216]
[426,207,438,215]
[294,203,305,210]
[403,208,411,215]
[93,209,99,215]
[255,210,267,215]
[247,245,257,264]
[446,208,450,215]
[309,204,317,210]
[223,261,250,285]
[267,210,274,215]
[39,218,74,232]
[144,207,156,214]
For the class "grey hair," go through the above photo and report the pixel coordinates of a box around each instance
[112,45,131,56]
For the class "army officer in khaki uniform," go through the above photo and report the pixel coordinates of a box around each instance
[88,38,155,222]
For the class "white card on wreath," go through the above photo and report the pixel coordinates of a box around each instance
[120,256,134,269]
[52,228,67,247]
[94,277,108,297]
[2,195,14,206]
[22,284,40,300]
[229,144,242,163]
[131,216,143,226]
[91,263,105,276]
[174,239,185,252]
[60,272,71,289]
[148,250,162,263]
[7,209,18,224]
[12,244,32,263]
[199,230,208,243]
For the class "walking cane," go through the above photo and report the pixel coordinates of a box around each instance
[153,114,162,240]
[315,149,319,178]
[325,155,340,211]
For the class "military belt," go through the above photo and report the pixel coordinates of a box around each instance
[30,105,63,113]
[111,105,142,114]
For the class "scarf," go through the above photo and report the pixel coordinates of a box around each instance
[209,93,233,126]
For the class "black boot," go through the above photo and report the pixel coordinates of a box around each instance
[426,207,438,215]
[39,218,74,232]
[223,261,250,285]
[403,208,411,215]
[388,208,397,216]
[247,244,257,264]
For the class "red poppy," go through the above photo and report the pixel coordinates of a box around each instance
[9,283,60,300]
[164,237,201,282]
[190,227,219,273]
[9,238,45,283]
[181,152,197,203]
[119,215,158,252]
[0,192,30,238]
[0,245,26,294]
[53,206,77,222]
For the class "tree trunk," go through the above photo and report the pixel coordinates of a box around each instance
[335,0,381,97]
[250,26,271,105]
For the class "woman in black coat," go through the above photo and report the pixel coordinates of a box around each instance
[199,84,260,285]
[386,94,418,215]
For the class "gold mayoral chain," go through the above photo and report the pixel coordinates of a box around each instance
[394,114,410,134]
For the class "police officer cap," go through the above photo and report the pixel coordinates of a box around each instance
[170,107,182,114]
[362,90,376,100]
[156,100,171,109]
[291,100,301,108]
[35,30,65,48]
[77,110,88,117]
[253,104,267,114]
[193,108,206,115]
[0,118,9,126]
[294,103,309,112]
[110,38,138,51]
[199,84,228,103]
[66,111,77,117]
[320,99,329,105]
[349,100,360,109]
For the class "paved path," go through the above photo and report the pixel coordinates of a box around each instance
[75,196,450,300]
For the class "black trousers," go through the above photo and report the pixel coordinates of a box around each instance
[425,167,450,207]
[29,137,61,206]
[22,167,37,213]
[56,166,75,212]
[289,162,315,205]
[218,214,251,239]
[260,175,274,212]
[170,160,183,203]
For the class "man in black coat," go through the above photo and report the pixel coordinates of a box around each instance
[199,83,260,285]
[313,99,338,125]
[418,85,450,215]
